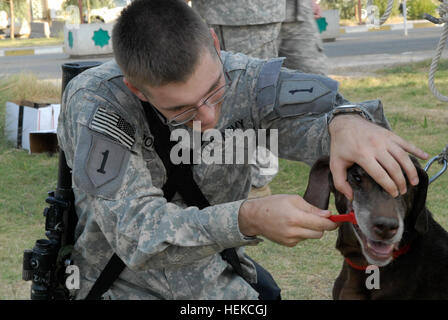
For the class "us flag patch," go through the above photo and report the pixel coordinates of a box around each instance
[91,107,136,149]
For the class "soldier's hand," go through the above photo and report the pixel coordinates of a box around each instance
[328,114,429,201]
[238,194,338,247]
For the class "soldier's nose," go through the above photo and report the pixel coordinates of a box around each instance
[196,104,216,126]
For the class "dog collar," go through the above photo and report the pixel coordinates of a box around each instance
[344,243,412,271]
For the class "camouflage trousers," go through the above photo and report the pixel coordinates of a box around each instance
[210,23,281,59]
[278,19,328,76]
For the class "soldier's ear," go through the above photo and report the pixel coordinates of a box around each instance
[123,78,148,102]
[210,28,221,52]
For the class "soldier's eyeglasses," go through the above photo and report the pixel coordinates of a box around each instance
[166,52,232,127]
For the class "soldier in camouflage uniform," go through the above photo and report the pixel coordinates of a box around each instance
[58,0,428,299]
[191,0,286,196]
[278,0,328,75]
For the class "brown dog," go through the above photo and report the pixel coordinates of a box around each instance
[304,156,448,299]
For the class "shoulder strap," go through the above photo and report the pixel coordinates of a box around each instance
[85,101,246,299]
[85,252,126,300]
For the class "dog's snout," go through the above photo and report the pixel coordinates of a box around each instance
[372,216,399,239]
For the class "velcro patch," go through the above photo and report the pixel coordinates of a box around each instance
[278,79,331,105]
[91,107,136,149]
[86,134,127,188]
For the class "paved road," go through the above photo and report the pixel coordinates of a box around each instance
[0,52,112,80]
[324,27,444,57]
[0,26,446,79]
[324,26,448,73]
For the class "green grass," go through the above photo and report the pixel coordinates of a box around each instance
[0,60,447,300]
[0,74,60,299]
[0,37,63,48]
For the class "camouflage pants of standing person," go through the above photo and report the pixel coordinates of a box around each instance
[278,2,328,75]
[210,23,281,60]
[210,22,281,197]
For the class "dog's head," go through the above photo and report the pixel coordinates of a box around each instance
[304,156,429,267]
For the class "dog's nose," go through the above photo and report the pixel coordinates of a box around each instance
[372,216,399,239]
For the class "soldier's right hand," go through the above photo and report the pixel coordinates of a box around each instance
[238,194,338,247]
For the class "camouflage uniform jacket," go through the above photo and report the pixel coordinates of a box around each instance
[192,0,285,25]
[57,51,390,299]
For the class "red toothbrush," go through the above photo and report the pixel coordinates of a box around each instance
[329,211,357,224]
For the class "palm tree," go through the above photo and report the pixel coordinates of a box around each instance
[9,0,14,39]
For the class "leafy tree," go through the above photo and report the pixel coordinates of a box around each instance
[321,0,400,19]
[63,0,116,10]
[0,0,29,20]
[323,0,357,19]
[407,0,437,20]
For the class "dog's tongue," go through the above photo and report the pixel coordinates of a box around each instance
[367,240,394,256]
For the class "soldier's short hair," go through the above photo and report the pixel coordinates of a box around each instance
[113,0,215,88]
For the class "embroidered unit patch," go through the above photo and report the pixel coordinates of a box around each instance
[91,107,136,149]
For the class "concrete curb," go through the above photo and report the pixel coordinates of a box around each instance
[0,20,441,57]
[0,45,63,57]
[340,20,442,34]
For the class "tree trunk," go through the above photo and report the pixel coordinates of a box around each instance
[10,0,14,39]
[358,0,362,25]
[87,0,91,24]
[78,0,84,24]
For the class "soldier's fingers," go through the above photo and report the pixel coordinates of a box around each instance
[389,146,419,188]
[288,209,338,232]
[361,157,400,198]
[330,159,354,201]
[377,151,408,196]
[392,134,429,162]
[295,196,332,216]
[286,228,324,242]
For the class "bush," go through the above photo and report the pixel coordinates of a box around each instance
[322,0,400,20]
[407,0,438,20]
[323,0,357,19]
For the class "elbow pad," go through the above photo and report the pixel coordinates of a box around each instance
[256,59,340,119]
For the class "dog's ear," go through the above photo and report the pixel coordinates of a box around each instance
[303,156,331,210]
[412,165,429,234]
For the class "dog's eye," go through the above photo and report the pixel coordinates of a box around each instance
[352,174,362,183]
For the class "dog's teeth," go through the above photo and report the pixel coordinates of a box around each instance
[367,240,394,256]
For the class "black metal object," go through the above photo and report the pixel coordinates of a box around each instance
[22,61,102,300]
[424,13,443,25]
[424,144,448,185]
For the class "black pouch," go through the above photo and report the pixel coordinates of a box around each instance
[247,256,281,300]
